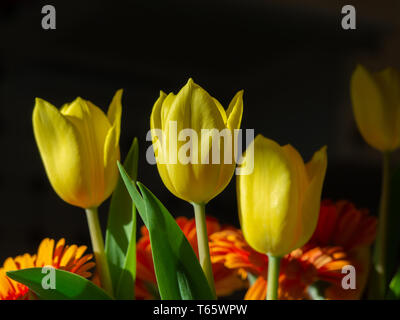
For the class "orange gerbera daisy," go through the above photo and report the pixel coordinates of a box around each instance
[209,200,377,300]
[0,238,95,300]
[135,216,247,299]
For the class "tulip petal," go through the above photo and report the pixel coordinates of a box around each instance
[150,91,176,191]
[279,144,310,251]
[212,98,228,124]
[374,68,400,149]
[167,78,226,132]
[297,146,328,249]
[107,89,123,145]
[103,125,120,200]
[281,144,308,193]
[150,91,166,130]
[150,92,180,197]
[61,98,111,207]
[103,90,123,200]
[61,98,111,153]
[150,91,167,150]
[238,135,292,255]
[33,98,84,207]
[226,90,244,130]
[305,146,328,182]
[161,92,176,130]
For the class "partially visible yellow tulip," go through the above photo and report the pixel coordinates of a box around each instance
[237,135,327,257]
[150,78,243,204]
[33,90,122,209]
[351,65,400,298]
[351,64,400,152]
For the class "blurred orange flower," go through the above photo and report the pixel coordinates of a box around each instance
[209,200,377,300]
[0,238,95,300]
[135,216,247,299]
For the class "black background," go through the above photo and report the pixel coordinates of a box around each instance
[0,0,399,263]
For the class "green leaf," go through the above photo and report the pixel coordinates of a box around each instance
[117,162,146,223]
[177,269,194,300]
[137,182,215,300]
[6,268,112,300]
[307,281,330,300]
[387,266,400,299]
[105,138,139,300]
[118,163,215,300]
[386,166,400,287]
[247,273,258,286]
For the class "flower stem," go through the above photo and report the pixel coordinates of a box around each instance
[192,202,216,299]
[372,151,391,299]
[266,254,281,300]
[85,207,113,297]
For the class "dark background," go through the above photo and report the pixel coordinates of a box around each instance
[0,0,399,261]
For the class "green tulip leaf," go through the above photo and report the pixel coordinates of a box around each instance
[177,268,194,300]
[105,138,139,300]
[386,166,400,287]
[387,266,400,299]
[118,163,215,300]
[6,268,112,300]
[307,281,330,300]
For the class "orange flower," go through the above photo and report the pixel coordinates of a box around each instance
[135,216,247,299]
[209,200,377,300]
[0,238,95,300]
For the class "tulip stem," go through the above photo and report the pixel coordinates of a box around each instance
[85,207,113,297]
[266,254,281,300]
[192,202,217,299]
[372,151,391,299]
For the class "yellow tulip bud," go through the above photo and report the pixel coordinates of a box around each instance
[237,135,327,257]
[351,65,400,152]
[33,90,122,209]
[150,78,243,204]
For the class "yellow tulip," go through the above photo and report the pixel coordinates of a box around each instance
[351,64,400,152]
[237,135,327,257]
[351,65,400,298]
[150,78,243,204]
[33,90,122,209]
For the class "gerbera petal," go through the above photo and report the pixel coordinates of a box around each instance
[53,238,66,267]
[60,245,78,267]
[36,238,55,267]
[244,276,267,300]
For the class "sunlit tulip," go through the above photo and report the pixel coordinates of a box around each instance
[32,90,122,209]
[237,135,327,257]
[33,91,122,296]
[351,64,400,152]
[150,78,243,297]
[150,78,243,204]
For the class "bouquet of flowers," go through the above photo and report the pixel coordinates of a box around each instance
[1,66,399,300]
